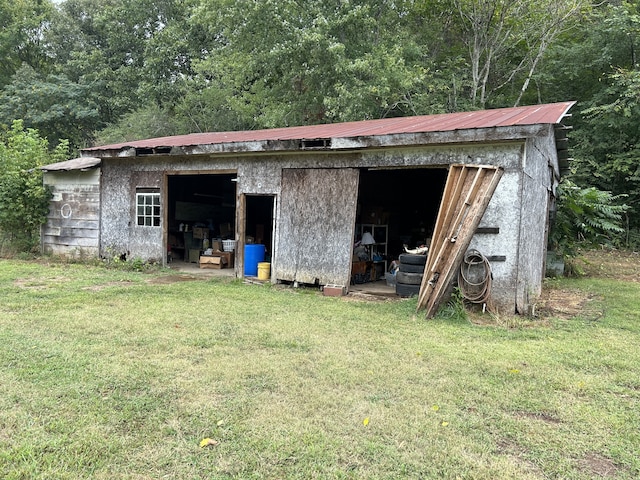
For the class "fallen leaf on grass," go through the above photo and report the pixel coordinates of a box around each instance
[199,438,219,448]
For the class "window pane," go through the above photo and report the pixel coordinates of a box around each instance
[135,192,160,227]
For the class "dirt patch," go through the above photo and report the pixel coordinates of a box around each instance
[344,289,401,302]
[575,248,640,282]
[14,276,69,290]
[14,279,49,290]
[536,288,603,321]
[82,280,135,291]
[147,274,201,285]
[494,439,545,477]
[536,248,640,320]
[578,453,619,478]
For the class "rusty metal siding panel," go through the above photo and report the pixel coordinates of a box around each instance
[42,170,100,258]
[274,168,359,286]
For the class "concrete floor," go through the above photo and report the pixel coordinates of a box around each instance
[169,260,398,297]
[168,259,236,277]
[349,279,397,297]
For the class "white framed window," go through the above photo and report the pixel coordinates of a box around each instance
[136,190,161,227]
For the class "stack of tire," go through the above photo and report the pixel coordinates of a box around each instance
[396,253,427,298]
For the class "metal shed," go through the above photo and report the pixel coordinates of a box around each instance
[43,102,574,314]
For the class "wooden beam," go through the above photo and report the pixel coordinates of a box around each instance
[416,164,503,317]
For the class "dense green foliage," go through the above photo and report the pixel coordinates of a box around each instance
[0,0,638,248]
[539,2,640,240]
[0,0,596,143]
[550,179,628,258]
[0,121,68,253]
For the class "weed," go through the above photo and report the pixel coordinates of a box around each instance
[438,287,468,321]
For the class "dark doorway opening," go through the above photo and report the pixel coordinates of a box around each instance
[166,173,236,262]
[356,167,448,264]
[245,195,275,261]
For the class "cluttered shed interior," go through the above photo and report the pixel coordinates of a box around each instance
[165,168,447,293]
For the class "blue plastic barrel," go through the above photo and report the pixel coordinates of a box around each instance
[244,244,266,276]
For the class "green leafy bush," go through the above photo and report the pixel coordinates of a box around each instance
[550,179,628,260]
[0,120,68,254]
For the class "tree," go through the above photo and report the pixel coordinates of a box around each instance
[186,0,450,130]
[0,120,68,253]
[42,0,191,130]
[570,67,640,237]
[450,0,587,108]
[0,65,100,149]
[94,105,183,145]
[545,2,640,241]
[0,0,54,88]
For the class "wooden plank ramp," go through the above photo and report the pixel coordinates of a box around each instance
[417,164,503,317]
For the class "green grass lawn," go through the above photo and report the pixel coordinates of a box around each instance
[1,257,639,479]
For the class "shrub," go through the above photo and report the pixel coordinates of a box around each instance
[0,120,68,254]
[550,179,628,260]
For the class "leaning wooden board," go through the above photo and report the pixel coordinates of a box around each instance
[417,164,503,317]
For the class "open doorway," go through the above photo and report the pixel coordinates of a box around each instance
[166,172,237,265]
[240,195,276,279]
[244,195,275,259]
[353,167,448,284]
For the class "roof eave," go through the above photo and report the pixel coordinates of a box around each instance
[84,124,553,159]
[40,157,102,171]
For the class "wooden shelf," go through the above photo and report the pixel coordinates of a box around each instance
[358,224,388,272]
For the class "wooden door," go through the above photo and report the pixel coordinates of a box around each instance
[274,168,359,286]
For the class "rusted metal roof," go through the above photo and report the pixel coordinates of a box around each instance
[84,102,575,153]
[40,157,101,171]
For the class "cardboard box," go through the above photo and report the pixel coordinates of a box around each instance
[193,227,209,239]
[199,251,234,269]
[199,255,226,269]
